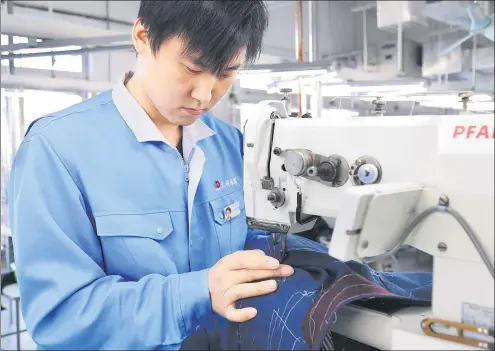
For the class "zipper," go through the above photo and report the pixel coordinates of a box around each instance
[172,146,196,271]
[171,147,194,187]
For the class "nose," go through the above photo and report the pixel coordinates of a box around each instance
[191,76,216,105]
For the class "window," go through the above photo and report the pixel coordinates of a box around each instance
[22,89,83,128]
[238,103,259,133]
[1,35,83,72]
[1,88,21,231]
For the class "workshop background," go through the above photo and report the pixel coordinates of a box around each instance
[1,1,494,350]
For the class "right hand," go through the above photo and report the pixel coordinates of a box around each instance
[207,249,294,322]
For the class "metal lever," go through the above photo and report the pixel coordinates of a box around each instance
[281,234,288,261]
[272,233,288,262]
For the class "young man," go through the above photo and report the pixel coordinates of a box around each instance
[8,1,294,349]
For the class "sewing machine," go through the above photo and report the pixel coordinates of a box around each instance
[243,100,494,350]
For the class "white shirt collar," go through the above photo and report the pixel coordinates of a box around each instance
[112,73,215,158]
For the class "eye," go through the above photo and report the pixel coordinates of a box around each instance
[219,72,232,80]
[185,66,201,74]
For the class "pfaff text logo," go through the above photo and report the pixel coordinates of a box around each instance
[214,177,238,190]
[453,125,494,139]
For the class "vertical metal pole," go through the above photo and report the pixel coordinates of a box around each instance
[437,34,442,84]
[362,10,368,72]
[295,0,304,116]
[397,22,403,75]
[18,93,25,139]
[6,2,15,75]
[106,0,112,82]
[308,1,322,117]
[471,34,477,91]
[15,299,21,350]
[6,0,14,14]
[308,1,318,63]
[6,96,17,164]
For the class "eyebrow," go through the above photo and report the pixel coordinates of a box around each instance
[181,51,242,73]
[224,64,241,71]
[192,57,241,72]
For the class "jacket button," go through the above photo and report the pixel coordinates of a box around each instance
[156,227,163,234]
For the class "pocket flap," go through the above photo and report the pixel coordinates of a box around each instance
[94,212,173,240]
[209,190,245,225]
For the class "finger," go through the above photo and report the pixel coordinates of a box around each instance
[224,305,258,323]
[223,250,280,270]
[226,280,278,302]
[233,265,294,284]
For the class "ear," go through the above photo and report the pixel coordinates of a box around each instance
[132,18,151,56]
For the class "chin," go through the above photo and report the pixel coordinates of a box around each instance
[176,115,201,126]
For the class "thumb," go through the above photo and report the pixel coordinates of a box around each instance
[224,304,258,323]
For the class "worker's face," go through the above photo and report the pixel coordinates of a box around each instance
[132,20,245,126]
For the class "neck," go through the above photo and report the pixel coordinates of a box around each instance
[124,71,182,145]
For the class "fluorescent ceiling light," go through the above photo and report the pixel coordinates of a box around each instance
[266,77,343,95]
[239,60,336,76]
[406,92,493,102]
[239,72,342,93]
[320,82,426,97]
[238,68,330,78]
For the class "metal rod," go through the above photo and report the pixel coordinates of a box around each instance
[9,0,133,27]
[397,22,403,75]
[18,93,25,138]
[5,95,17,164]
[308,0,322,117]
[281,235,288,261]
[7,35,15,75]
[1,35,131,52]
[308,0,314,63]
[308,1,318,63]
[362,10,368,72]
[295,0,304,116]
[6,0,14,14]
[471,34,477,91]
[437,34,442,84]
[1,44,134,60]
[106,0,112,83]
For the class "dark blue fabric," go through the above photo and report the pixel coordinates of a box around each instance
[181,233,433,351]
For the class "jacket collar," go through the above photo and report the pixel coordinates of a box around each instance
[112,72,215,158]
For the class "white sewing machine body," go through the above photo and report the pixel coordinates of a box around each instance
[243,100,494,350]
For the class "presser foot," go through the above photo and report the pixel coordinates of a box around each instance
[272,233,288,262]
[280,234,288,262]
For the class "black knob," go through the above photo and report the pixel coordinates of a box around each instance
[317,161,337,182]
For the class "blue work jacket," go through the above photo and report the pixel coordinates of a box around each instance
[8,75,261,350]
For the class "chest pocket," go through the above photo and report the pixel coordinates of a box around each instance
[209,189,247,257]
[94,212,176,279]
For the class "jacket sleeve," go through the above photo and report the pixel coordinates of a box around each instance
[8,133,212,350]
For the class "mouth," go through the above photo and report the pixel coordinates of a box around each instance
[182,107,205,116]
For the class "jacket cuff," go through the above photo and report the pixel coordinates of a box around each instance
[178,269,212,334]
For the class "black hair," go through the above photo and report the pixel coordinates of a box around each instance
[138,0,269,76]
[225,207,231,213]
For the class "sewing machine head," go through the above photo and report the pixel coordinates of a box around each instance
[243,100,494,332]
